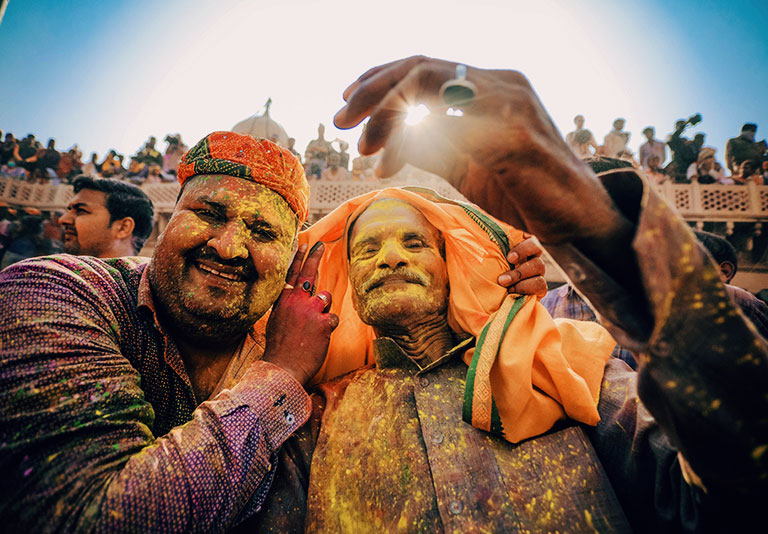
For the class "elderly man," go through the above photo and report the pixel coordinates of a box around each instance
[59,176,155,257]
[0,132,339,532]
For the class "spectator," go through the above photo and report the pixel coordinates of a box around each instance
[286,137,301,160]
[695,230,768,339]
[0,161,26,180]
[565,115,598,158]
[687,147,726,184]
[83,152,100,176]
[0,202,16,263]
[162,134,187,175]
[99,150,121,177]
[320,152,349,181]
[725,123,767,174]
[0,133,17,165]
[305,123,332,179]
[639,126,666,169]
[602,118,630,158]
[136,136,163,167]
[665,114,702,182]
[56,147,83,182]
[732,159,764,185]
[0,215,55,269]
[59,176,154,257]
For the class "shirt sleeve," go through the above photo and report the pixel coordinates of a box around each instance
[0,258,311,533]
[545,172,767,527]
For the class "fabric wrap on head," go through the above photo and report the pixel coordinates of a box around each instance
[299,187,616,444]
[178,131,309,223]
[697,147,716,164]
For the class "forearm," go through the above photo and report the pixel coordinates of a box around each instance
[550,172,768,495]
[91,361,311,533]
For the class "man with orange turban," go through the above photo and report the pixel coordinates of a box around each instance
[0,132,339,532]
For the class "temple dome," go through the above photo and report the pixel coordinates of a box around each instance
[231,99,290,146]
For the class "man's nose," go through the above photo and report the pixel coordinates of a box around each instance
[207,220,249,260]
[376,241,408,270]
[59,210,74,226]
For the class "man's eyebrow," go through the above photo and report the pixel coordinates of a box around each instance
[67,201,89,210]
[351,235,379,250]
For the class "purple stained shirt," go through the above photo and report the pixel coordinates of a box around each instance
[0,254,310,532]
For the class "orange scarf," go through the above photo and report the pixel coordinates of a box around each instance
[299,187,616,443]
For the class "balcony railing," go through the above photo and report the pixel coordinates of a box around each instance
[1,171,767,223]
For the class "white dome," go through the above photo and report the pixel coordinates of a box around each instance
[232,106,290,147]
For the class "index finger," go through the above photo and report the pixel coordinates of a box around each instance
[335,56,454,129]
[285,243,308,287]
[295,242,325,288]
[507,237,543,265]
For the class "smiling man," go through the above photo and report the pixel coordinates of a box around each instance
[60,176,154,257]
[0,132,338,532]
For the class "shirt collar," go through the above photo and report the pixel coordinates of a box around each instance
[373,335,475,375]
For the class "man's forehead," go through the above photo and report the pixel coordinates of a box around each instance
[180,174,297,226]
[350,199,439,241]
[69,188,107,207]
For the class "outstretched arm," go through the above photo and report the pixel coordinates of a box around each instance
[334,55,768,510]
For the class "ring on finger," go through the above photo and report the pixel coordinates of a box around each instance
[301,280,315,294]
[439,63,477,107]
[316,293,330,310]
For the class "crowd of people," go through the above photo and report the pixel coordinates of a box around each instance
[3,114,767,188]
[0,132,187,185]
[566,114,768,185]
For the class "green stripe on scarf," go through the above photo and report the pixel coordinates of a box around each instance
[463,296,527,435]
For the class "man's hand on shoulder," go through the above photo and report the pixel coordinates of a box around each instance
[497,236,547,297]
[262,243,339,387]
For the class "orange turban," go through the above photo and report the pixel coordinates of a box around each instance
[178,131,310,223]
[299,187,616,443]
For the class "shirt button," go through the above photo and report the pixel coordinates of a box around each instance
[419,377,430,387]
[431,432,444,444]
[449,500,463,515]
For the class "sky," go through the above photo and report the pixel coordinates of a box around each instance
[1,0,767,164]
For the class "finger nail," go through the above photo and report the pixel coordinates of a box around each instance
[309,241,324,255]
[507,252,519,263]
[498,274,512,285]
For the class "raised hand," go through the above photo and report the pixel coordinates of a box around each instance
[261,243,339,386]
[334,55,631,249]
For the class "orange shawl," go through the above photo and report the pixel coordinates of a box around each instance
[298,187,616,443]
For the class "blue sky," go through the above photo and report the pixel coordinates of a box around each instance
[1,0,766,163]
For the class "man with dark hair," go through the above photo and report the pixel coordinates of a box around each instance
[725,123,767,174]
[60,176,155,257]
[0,133,338,532]
[694,230,768,338]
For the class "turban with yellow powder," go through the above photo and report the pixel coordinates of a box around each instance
[178,131,310,224]
[299,187,616,443]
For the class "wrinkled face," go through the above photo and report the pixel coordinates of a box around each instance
[149,175,298,341]
[60,188,119,257]
[348,200,449,328]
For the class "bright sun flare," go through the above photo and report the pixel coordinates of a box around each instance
[405,104,430,125]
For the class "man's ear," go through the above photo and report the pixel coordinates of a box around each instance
[719,261,736,283]
[112,217,136,240]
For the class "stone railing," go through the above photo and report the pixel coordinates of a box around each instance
[2,172,767,224]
